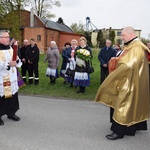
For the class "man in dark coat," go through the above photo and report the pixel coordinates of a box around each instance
[26,38,39,85]
[20,39,29,83]
[98,39,116,84]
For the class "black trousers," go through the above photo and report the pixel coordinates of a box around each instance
[110,107,114,123]
[110,108,147,136]
[21,62,28,82]
[100,66,109,84]
[28,63,39,83]
[0,92,19,117]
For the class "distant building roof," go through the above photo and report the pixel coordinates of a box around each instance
[41,18,73,33]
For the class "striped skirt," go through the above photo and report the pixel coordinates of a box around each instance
[74,72,90,87]
[46,68,59,78]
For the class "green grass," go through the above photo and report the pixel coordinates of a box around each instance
[19,49,101,101]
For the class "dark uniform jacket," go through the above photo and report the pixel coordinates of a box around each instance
[20,45,29,63]
[26,44,39,64]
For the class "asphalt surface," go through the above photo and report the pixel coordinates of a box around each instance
[0,95,150,150]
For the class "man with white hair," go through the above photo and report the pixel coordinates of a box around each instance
[20,39,29,83]
[98,39,116,84]
[95,26,150,140]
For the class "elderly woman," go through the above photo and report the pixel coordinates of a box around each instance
[74,37,93,93]
[44,41,60,84]
[65,39,78,87]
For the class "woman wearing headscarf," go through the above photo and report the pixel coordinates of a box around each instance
[44,41,60,84]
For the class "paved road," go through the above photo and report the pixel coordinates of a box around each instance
[0,95,150,150]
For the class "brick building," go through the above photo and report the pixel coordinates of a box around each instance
[19,10,81,53]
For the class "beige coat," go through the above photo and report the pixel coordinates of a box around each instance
[44,47,60,69]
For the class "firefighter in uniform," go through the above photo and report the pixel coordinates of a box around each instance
[26,38,39,85]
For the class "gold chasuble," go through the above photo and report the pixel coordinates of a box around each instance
[95,39,150,126]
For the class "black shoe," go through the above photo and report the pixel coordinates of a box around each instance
[82,90,85,93]
[79,87,85,93]
[7,115,20,121]
[70,84,73,88]
[106,132,124,140]
[77,90,82,93]
[34,80,39,85]
[23,78,26,83]
[51,81,55,85]
[81,88,85,93]
[29,79,33,85]
[77,86,82,93]
[70,82,73,88]
[0,118,4,125]
[50,78,56,85]
[53,79,56,84]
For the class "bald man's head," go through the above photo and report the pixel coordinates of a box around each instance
[121,26,136,43]
[23,39,29,47]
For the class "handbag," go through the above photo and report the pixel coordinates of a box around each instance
[66,68,75,76]
[87,66,94,74]
[65,61,75,76]
[87,60,94,74]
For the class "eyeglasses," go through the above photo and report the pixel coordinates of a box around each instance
[0,36,10,38]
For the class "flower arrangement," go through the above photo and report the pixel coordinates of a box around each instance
[76,49,91,61]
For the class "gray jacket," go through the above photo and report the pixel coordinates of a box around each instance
[44,47,60,69]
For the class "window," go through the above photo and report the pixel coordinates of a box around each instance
[117,39,122,45]
[117,31,121,36]
[37,35,41,41]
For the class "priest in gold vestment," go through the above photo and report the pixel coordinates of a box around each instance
[95,26,150,140]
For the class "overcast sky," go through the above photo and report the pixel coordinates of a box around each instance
[51,0,150,39]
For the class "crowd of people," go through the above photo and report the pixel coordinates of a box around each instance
[43,37,93,94]
[14,36,94,93]
[0,27,150,142]
[20,38,40,85]
[0,33,94,125]
[9,37,40,86]
[15,36,94,94]
[3,35,95,95]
